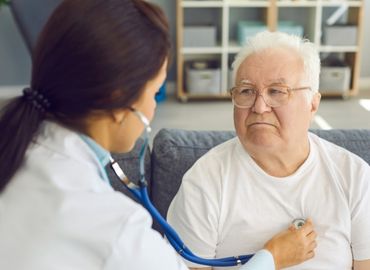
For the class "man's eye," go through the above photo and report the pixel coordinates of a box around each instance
[239,88,255,95]
[268,88,287,95]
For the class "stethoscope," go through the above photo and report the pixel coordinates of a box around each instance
[109,108,306,267]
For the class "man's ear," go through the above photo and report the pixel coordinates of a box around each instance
[310,92,321,116]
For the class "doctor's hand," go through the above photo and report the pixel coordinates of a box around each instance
[263,218,317,270]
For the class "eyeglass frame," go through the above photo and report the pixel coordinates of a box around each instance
[229,82,312,109]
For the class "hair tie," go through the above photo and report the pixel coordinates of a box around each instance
[22,87,51,113]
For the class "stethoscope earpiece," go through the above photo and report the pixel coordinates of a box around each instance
[129,107,152,133]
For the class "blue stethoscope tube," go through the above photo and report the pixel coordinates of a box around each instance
[109,109,254,267]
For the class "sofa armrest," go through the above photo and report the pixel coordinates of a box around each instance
[310,129,370,163]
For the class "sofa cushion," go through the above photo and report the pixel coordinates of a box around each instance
[151,128,370,233]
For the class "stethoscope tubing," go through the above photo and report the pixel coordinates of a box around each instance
[139,185,254,266]
[125,177,254,266]
[110,109,255,267]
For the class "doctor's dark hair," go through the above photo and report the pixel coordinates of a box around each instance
[0,0,170,191]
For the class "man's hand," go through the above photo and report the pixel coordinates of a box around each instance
[263,218,317,270]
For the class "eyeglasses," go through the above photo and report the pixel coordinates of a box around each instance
[230,83,311,109]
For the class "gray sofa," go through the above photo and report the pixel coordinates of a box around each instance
[108,128,370,233]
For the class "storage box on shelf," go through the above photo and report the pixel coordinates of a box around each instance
[320,3,363,96]
[320,67,351,94]
[186,60,221,95]
[323,25,358,46]
[237,21,268,45]
[183,25,217,47]
[177,0,364,101]
[177,1,224,102]
[276,5,316,41]
[277,21,304,36]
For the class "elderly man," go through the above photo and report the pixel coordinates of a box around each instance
[167,31,370,270]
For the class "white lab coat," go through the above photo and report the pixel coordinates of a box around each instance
[0,121,187,270]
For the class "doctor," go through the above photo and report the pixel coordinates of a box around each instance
[0,0,317,269]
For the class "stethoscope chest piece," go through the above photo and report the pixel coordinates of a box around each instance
[292,218,306,229]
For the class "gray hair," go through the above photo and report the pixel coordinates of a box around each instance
[232,31,321,97]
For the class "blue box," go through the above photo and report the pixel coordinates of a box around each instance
[277,21,304,37]
[237,21,268,46]
[155,82,166,103]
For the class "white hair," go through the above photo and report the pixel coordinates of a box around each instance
[232,31,321,98]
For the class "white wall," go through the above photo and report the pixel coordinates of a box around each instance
[0,6,31,86]
[360,0,370,77]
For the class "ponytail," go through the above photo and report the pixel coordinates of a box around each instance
[0,89,48,192]
[1,0,171,192]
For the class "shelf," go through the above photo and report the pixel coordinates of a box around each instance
[178,93,231,102]
[221,41,359,54]
[320,0,362,7]
[277,0,318,7]
[177,0,363,100]
[182,1,223,8]
[227,40,242,53]
[319,45,359,52]
[226,41,356,54]
[181,46,223,54]
[320,91,349,97]
[227,0,270,7]
[181,1,362,9]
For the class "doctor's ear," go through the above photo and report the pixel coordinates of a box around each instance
[110,109,129,125]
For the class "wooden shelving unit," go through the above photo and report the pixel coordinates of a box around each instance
[176,0,364,101]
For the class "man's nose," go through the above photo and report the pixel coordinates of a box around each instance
[252,93,272,114]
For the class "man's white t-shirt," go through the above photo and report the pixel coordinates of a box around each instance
[167,133,370,270]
